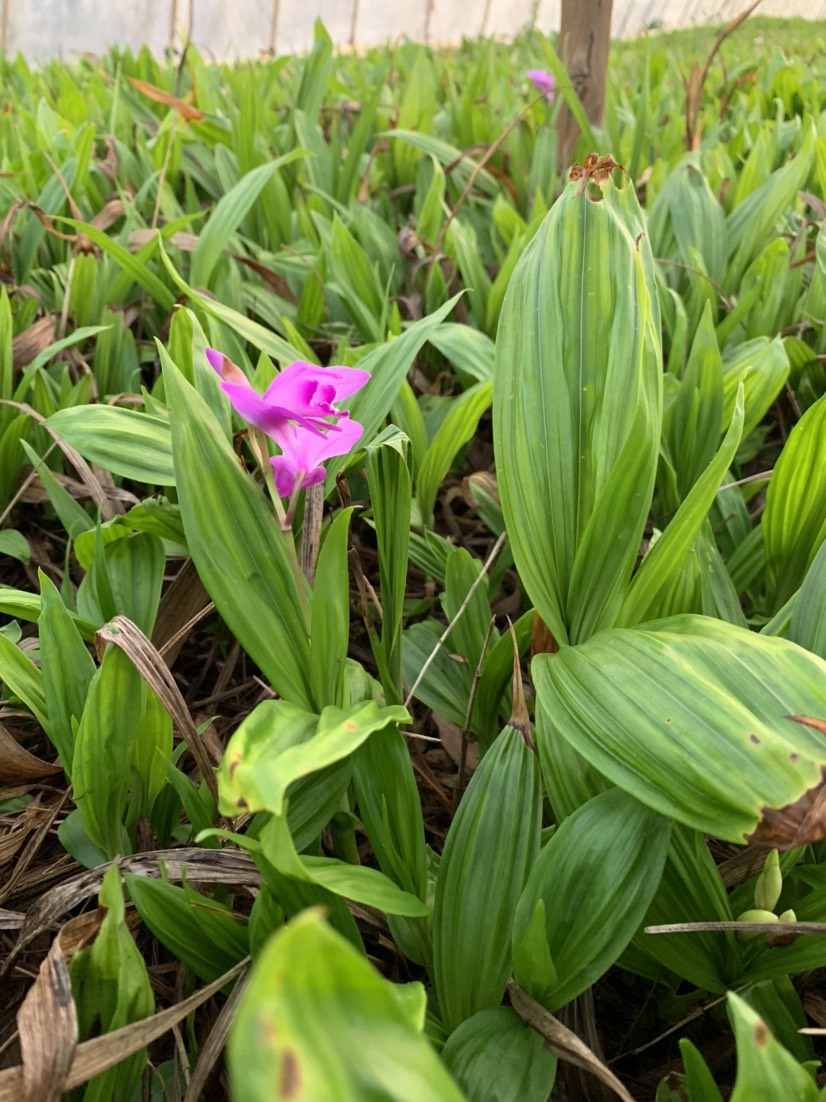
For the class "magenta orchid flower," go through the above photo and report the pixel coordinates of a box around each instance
[526,69,556,102]
[270,416,364,498]
[205,349,369,439]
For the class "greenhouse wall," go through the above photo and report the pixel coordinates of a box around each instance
[3,0,826,60]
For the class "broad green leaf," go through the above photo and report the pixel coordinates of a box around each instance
[494,172,661,646]
[57,219,176,312]
[217,698,409,818]
[678,1039,724,1102]
[0,630,48,731]
[789,541,826,659]
[433,722,542,1032]
[534,616,826,845]
[0,586,96,639]
[70,866,154,1102]
[46,406,174,485]
[326,294,463,486]
[190,153,307,289]
[73,645,145,858]
[441,1007,556,1102]
[617,385,744,626]
[663,301,723,502]
[125,874,249,984]
[20,440,94,541]
[228,910,466,1102]
[428,323,495,384]
[366,431,412,702]
[417,381,491,528]
[512,788,670,1011]
[38,570,95,772]
[352,723,429,958]
[254,811,429,918]
[76,531,165,634]
[727,993,820,1102]
[764,390,826,609]
[0,528,30,563]
[161,345,314,708]
[725,117,816,289]
[309,508,355,709]
[720,336,789,440]
[633,825,740,994]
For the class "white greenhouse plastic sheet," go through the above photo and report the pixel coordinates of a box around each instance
[2,0,826,60]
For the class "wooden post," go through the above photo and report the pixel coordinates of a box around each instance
[557,0,613,171]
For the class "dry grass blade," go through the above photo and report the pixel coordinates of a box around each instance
[183,968,249,1101]
[126,77,204,122]
[405,530,507,708]
[97,616,219,799]
[684,0,760,149]
[1,849,259,982]
[152,560,213,664]
[0,400,116,520]
[0,961,248,1100]
[645,920,826,935]
[11,316,56,371]
[0,723,61,781]
[507,981,638,1102]
[16,921,83,1102]
[0,908,25,930]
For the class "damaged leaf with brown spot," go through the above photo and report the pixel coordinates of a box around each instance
[533,616,826,847]
[228,909,465,1102]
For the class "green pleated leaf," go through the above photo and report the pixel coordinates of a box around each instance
[417,381,492,529]
[57,219,176,312]
[493,172,661,646]
[160,344,313,708]
[190,153,308,289]
[125,875,249,984]
[533,616,826,846]
[617,385,744,627]
[228,910,466,1102]
[512,788,670,1012]
[309,508,355,709]
[253,809,429,919]
[46,405,174,485]
[38,570,96,773]
[433,722,542,1032]
[764,391,826,609]
[366,430,412,702]
[0,632,48,730]
[727,993,820,1102]
[217,698,409,818]
[788,541,826,659]
[70,866,154,1102]
[724,117,817,289]
[73,645,145,858]
[441,1007,556,1102]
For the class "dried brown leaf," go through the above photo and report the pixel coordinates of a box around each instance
[152,560,213,665]
[0,723,62,781]
[1,399,116,520]
[1,849,259,984]
[183,970,249,1101]
[126,77,204,122]
[507,981,637,1102]
[97,616,218,797]
[128,229,200,252]
[0,908,25,930]
[0,961,247,1101]
[16,917,93,1102]
[11,316,56,371]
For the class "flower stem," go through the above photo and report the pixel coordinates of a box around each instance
[250,428,312,629]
